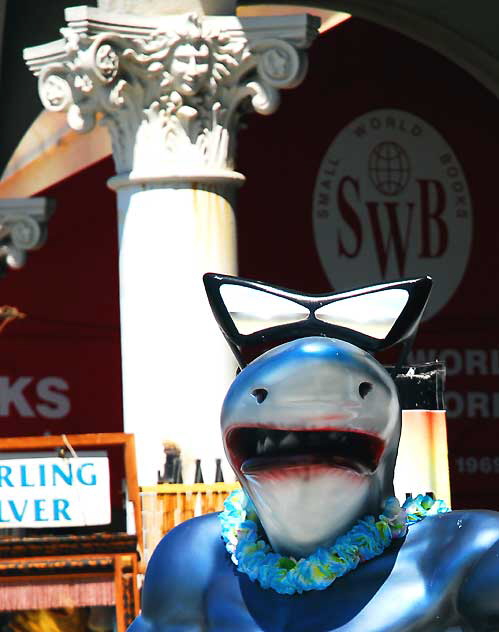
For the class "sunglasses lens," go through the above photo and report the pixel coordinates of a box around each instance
[315,289,409,339]
[220,284,309,335]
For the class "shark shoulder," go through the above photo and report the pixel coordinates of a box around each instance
[410,507,499,553]
[406,508,499,628]
[449,509,499,627]
[128,512,226,632]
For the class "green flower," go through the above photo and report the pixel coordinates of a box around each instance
[278,557,296,570]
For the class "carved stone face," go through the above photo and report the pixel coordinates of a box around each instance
[44,75,68,108]
[96,44,119,81]
[170,41,211,97]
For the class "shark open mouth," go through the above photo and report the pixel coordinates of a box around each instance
[226,427,385,476]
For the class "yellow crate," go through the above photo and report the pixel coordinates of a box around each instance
[140,483,240,564]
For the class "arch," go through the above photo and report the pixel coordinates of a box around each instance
[241,1,499,99]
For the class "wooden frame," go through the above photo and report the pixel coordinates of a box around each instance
[0,433,142,631]
[0,432,143,556]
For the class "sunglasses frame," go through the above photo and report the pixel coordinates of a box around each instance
[203,273,432,369]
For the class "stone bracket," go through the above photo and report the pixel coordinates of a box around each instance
[0,198,55,269]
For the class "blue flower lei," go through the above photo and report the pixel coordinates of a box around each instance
[220,490,450,595]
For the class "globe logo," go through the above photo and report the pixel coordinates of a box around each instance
[368,141,411,196]
[313,109,473,322]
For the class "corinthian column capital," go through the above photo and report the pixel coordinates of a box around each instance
[24,7,318,179]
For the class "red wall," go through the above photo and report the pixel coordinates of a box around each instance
[0,160,121,437]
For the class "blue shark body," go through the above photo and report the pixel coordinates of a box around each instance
[128,336,499,631]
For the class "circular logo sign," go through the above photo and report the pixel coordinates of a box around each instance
[313,109,473,320]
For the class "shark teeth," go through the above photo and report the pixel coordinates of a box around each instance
[260,436,275,454]
[257,431,301,455]
[226,427,385,474]
[279,432,300,450]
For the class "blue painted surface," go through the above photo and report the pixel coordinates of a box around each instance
[128,337,499,631]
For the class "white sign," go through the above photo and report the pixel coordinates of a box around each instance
[313,109,473,320]
[0,454,110,528]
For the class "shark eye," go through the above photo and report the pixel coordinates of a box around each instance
[359,382,373,399]
[251,388,268,404]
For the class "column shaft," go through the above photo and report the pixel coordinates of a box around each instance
[114,180,238,483]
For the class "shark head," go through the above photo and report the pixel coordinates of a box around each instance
[222,336,400,558]
[204,272,431,559]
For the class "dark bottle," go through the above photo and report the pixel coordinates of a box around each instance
[173,455,183,483]
[194,459,204,483]
[215,458,224,482]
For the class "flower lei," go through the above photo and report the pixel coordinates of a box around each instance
[220,490,450,595]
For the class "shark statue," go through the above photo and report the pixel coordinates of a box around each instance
[128,274,499,632]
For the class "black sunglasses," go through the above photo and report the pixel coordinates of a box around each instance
[203,273,432,370]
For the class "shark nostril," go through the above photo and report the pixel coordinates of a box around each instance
[251,388,268,404]
[359,381,373,399]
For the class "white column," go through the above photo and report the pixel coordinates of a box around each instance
[24,5,318,485]
[112,178,240,484]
